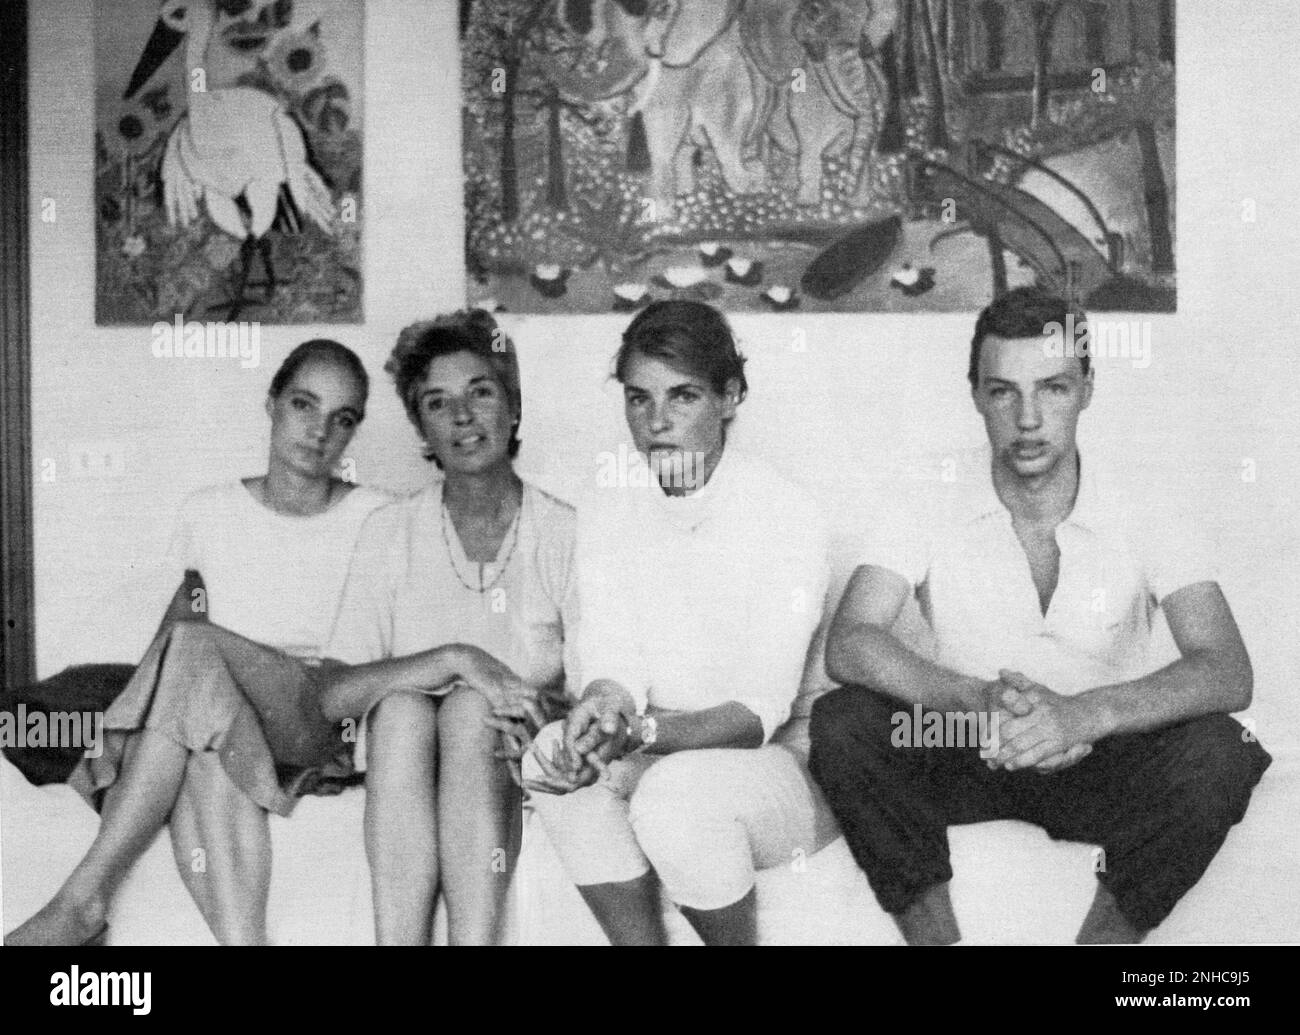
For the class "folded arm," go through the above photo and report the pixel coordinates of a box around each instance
[317,644,542,728]
[825,564,987,713]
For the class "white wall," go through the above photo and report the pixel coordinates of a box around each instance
[27,0,1300,752]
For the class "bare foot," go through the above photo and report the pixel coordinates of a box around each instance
[5,894,108,946]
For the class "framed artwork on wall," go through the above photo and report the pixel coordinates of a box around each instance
[94,0,364,325]
[461,0,1174,314]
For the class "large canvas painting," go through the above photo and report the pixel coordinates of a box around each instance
[462,0,1175,313]
[95,0,364,325]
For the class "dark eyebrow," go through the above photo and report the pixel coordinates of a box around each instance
[287,388,321,402]
[624,381,704,394]
[423,375,497,395]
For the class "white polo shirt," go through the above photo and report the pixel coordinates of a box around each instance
[860,448,1218,696]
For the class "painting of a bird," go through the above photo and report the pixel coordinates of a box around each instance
[122,0,337,320]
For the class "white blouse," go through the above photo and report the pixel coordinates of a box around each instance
[325,480,579,699]
[576,448,829,742]
[167,481,393,659]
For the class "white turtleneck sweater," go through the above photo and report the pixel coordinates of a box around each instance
[576,448,829,742]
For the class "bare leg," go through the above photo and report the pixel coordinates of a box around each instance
[680,886,758,946]
[365,691,440,945]
[436,687,519,946]
[6,729,188,945]
[1076,882,1144,944]
[893,881,961,945]
[576,873,669,946]
[169,751,271,945]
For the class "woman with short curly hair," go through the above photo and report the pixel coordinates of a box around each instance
[320,309,578,945]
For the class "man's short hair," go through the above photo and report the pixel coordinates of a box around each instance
[968,286,1090,386]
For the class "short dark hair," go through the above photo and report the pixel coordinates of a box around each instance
[269,339,369,418]
[968,287,1090,386]
[614,300,748,402]
[386,310,522,465]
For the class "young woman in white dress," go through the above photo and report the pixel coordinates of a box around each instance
[6,339,402,946]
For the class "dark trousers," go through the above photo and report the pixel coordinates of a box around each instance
[807,685,1273,932]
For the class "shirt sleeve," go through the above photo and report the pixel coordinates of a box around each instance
[324,505,400,665]
[730,493,830,743]
[575,506,653,714]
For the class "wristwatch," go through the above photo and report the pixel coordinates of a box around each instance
[629,713,658,752]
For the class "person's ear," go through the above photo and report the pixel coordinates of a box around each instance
[721,377,742,420]
[1080,367,1095,411]
[265,393,275,420]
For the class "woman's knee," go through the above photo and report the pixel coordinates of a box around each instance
[370,690,438,726]
[629,754,756,907]
[366,692,439,765]
[629,754,733,843]
[438,687,499,755]
[165,619,216,658]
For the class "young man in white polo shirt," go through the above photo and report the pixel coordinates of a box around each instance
[809,287,1271,944]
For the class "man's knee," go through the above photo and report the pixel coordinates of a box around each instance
[1140,714,1272,834]
[1179,714,1271,826]
[809,684,897,760]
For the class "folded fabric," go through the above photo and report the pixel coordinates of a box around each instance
[0,664,135,786]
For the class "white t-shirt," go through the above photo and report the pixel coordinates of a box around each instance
[577,448,829,743]
[857,447,1219,695]
[167,481,392,659]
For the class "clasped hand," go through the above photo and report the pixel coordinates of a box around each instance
[523,685,635,796]
[983,670,1100,774]
[444,645,547,788]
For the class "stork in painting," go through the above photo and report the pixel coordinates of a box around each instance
[124,0,336,320]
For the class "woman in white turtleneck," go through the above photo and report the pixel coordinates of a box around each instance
[524,300,836,946]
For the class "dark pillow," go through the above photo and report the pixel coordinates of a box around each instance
[1,664,135,785]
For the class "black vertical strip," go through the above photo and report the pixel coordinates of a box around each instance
[1158,0,1175,63]
[987,229,1008,297]
[0,0,35,691]
[1135,119,1174,274]
[981,1,1005,72]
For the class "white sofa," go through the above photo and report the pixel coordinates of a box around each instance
[5,586,1297,945]
[5,747,1295,946]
